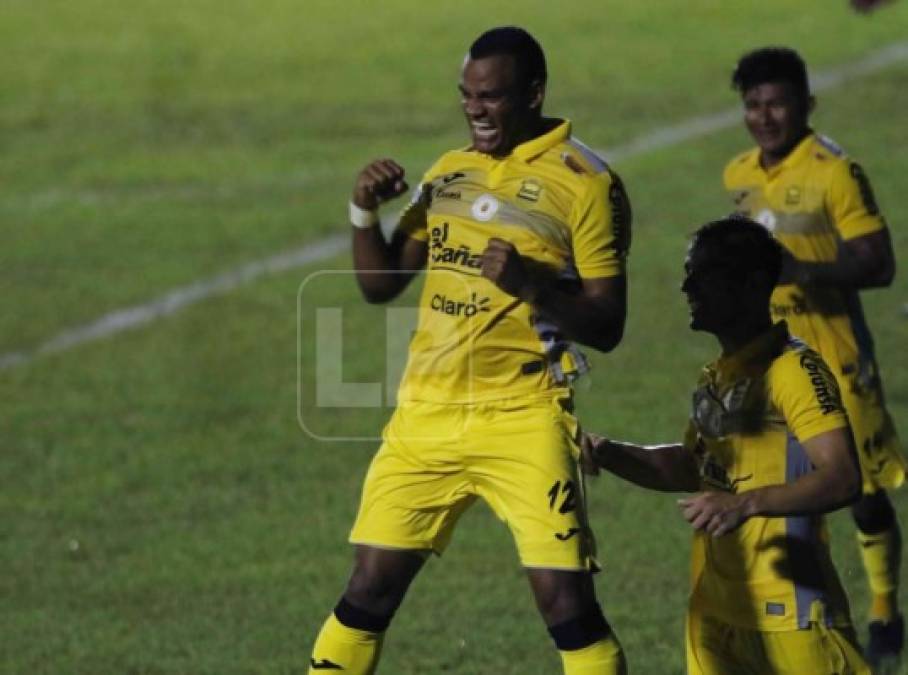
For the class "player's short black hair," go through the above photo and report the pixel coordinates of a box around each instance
[469,26,547,88]
[731,47,810,100]
[691,217,783,292]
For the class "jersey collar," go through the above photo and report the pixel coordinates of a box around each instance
[512,119,571,163]
[715,321,790,376]
[758,131,816,177]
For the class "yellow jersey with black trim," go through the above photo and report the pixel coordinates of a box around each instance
[684,322,853,631]
[723,132,884,379]
[394,119,631,403]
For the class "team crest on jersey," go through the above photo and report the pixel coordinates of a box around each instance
[785,186,801,205]
[472,194,500,222]
[517,179,542,202]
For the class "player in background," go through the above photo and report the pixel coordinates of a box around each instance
[584,217,869,674]
[722,46,904,667]
[308,27,632,674]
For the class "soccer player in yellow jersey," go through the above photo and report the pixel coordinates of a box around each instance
[584,217,869,674]
[308,27,631,674]
[723,46,904,666]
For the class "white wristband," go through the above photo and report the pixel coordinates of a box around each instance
[349,201,380,229]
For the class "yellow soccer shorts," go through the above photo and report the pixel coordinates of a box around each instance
[348,395,598,571]
[686,610,870,675]
[836,360,905,493]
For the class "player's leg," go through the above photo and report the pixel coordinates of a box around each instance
[757,621,870,675]
[685,612,752,675]
[527,569,626,675]
[469,395,624,672]
[852,489,904,664]
[840,362,905,661]
[309,545,426,674]
[310,401,472,673]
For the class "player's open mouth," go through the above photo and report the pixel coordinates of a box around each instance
[471,123,498,141]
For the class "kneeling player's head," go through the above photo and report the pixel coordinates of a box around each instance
[683,217,783,334]
[732,47,814,160]
[461,27,547,157]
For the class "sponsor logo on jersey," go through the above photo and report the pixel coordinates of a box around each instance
[732,190,750,206]
[430,292,490,317]
[609,178,632,255]
[435,188,461,201]
[441,171,466,185]
[785,186,801,205]
[699,452,752,493]
[429,222,483,270]
[798,353,839,415]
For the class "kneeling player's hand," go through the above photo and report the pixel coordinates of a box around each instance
[677,491,749,537]
[353,159,409,211]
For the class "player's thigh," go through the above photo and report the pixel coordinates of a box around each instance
[350,405,475,553]
[686,613,750,675]
[838,367,905,492]
[760,623,870,674]
[468,398,594,570]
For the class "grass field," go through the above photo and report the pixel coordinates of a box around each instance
[2,1,908,673]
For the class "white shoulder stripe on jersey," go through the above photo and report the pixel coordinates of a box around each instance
[816,133,846,157]
[567,137,610,173]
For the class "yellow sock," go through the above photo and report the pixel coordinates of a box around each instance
[309,613,383,675]
[858,526,902,622]
[559,634,627,675]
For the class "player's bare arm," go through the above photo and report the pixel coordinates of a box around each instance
[679,426,861,537]
[351,158,428,303]
[481,237,626,352]
[581,432,700,492]
[780,228,896,290]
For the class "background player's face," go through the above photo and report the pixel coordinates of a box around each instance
[681,243,742,334]
[742,81,810,161]
[459,54,541,157]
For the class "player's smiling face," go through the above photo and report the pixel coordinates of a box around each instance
[459,54,543,157]
[742,81,812,166]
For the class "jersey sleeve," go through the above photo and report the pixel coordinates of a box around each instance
[569,170,632,278]
[826,159,887,241]
[394,183,431,242]
[394,162,446,242]
[769,349,849,444]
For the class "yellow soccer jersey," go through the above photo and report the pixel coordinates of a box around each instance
[723,132,883,380]
[393,120,631,403]
[684,322,853,632]
[724,132,903,489]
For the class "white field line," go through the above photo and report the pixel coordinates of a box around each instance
[3,40,907,371]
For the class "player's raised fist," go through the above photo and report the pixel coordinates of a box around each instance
[353,159,409,210]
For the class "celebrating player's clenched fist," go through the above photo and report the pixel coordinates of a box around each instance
[481,237,533,301]
[352,159,410,210]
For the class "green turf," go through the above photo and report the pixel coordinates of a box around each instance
[2,1,908,673]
